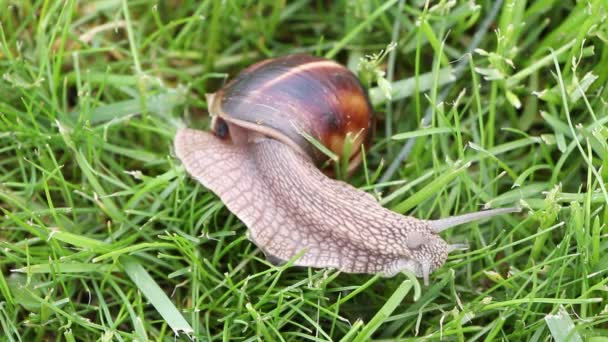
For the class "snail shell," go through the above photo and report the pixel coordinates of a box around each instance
[207,54,373,171]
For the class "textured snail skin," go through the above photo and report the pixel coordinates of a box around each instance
[175,128,519,283]
[175,128,449,282]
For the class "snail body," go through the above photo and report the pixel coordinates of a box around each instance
[175,54,518,284]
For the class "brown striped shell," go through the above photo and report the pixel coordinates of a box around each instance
[207,54,374,171]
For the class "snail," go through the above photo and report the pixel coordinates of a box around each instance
[174,54,519,285]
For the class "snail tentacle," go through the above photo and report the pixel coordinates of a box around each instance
[428,207,521,233]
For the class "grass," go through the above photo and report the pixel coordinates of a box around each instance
[1,0,607,340]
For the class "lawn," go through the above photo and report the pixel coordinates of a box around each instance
[1,0,607,341]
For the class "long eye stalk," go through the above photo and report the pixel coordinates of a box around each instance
[429,207,520,233]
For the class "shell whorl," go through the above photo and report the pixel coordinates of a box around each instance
[208,54,374,168]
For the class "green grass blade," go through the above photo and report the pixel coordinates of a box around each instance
[353,280,413,342]
[121,257,194,337]
[545,306,583,342]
